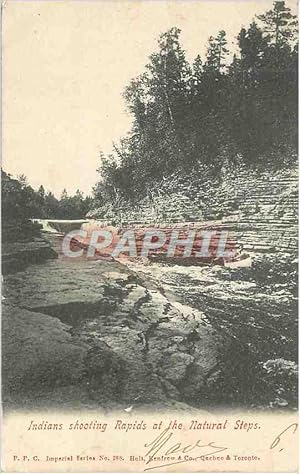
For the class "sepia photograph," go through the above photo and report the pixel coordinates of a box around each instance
[1,0,298,471]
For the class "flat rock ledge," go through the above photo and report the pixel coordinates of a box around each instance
[2,237,57,275]
[2,256,221,411]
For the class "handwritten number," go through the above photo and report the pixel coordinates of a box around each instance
[270,423,298,452]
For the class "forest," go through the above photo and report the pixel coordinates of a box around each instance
[1,1,298,223]
[1,170,92,221]
[93,1,298,206]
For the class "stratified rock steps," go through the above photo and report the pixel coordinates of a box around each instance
[88,165,298,255]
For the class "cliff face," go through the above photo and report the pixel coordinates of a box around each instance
[88,164,298,255]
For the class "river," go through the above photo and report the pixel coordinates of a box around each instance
[2,220,297,411]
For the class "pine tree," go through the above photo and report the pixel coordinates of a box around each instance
[192,55,203,87]
[60,189,68,200]
[204,31,229,75]
[238,22,269,83]
[123,27,192,186]
[38,185,45,199]
[257,1,298,74]
[257,1,297,46]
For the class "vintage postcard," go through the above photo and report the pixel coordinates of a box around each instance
[1,0,298,472]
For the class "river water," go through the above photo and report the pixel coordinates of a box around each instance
[3,219,295,410]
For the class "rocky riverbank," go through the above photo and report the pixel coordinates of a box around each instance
[2,232,297,411]
[2,236,223,411]
[2,237,57,275]
[2,165,298,411]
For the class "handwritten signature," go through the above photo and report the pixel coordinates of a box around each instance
[143,427,228,471]
[142,421,298,471]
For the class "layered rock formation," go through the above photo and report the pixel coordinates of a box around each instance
[2,217,57,275]
[88,164,298,254]
[2,238,57,275]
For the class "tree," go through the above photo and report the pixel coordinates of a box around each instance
[38,185,45,199]
[256,1,297,46]
[60,189,68,200]
[192,55,203,88]
[204,31,229,75]
[17,174,29,187]
[44,192,59,218]
[237,22,269,84]
[122,27,193,190]
[256,1,298,76]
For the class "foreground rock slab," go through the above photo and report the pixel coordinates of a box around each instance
[3,253,220,411]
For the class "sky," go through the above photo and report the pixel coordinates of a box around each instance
[2,0,296,197]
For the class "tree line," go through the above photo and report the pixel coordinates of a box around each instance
[94,1,298,205]
[1,170,92,221]
[2,1,297,223]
